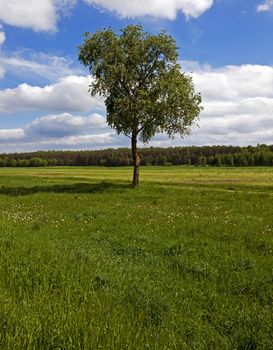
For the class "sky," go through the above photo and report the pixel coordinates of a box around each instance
[0,0,273,152]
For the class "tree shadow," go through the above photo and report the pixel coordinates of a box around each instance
[0,181,131,196]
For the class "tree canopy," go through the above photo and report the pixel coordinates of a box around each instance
[79,24,202,186]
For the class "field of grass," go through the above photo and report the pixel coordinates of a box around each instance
[0,166,272,349]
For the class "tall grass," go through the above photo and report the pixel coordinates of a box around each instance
[0,166,272,349]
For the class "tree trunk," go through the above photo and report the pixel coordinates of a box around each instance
[131,135,140,187]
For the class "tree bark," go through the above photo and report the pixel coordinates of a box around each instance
[131,135,140,187]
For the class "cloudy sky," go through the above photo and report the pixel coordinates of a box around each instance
[0,0,273,152]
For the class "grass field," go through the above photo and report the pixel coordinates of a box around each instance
[0,166,272,349]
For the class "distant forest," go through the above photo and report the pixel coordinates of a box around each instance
[0,145,272,167]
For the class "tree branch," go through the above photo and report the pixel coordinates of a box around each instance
[121,132,132,139]
[137,114,159,134]
[135,52,161,92]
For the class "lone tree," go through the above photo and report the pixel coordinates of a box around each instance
[79,25,202,187]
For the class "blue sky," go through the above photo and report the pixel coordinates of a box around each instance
[0,0,273,152]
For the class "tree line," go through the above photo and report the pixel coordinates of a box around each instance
[0,144,272,167]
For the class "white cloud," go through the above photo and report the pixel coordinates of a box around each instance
[0,112,114,152]
[0,132,114,152]
[190,64,273,101]
[0,52,84,81]
[0,75,104,113]
[178,62,273,146]
[0,66,5,79]
[44,132,113,146]
[0,30,5,46]
[257,0,273,12]
[28,112,108,137]
[0,0,76,32]
[0,128,25,140]
[84,0,214,19]
[1,62,273,151]
[0,0,214,35]
[0,26,5,78]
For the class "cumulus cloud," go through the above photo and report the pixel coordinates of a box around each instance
[189,64,273,101]
[0,51,84,81]
[84,0,214,19]
[0,0,76,31]
[0,30,5,46]
[0,66,5,79]
[28,112,108,137]
[0,112,114,152]
[179,62,273,146]
[1,62,273,151]
[0,26,5,78]
[0,128,25,141]
[0,75,104,113]
[0,0,213,35]
[0,133,114,152]
[257,0,273,12]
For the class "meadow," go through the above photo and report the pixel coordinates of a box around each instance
[0,166,272,349]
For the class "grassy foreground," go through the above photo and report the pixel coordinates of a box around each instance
[0,166,272,349]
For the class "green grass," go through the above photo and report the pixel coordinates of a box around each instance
[0,166,272,349]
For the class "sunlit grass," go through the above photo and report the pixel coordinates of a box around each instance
[0,166,272,349]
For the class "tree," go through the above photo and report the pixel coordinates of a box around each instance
[79,24,202,186]
[30,157,47,167]
[18,159,30,167]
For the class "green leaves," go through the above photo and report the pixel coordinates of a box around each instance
[78,24,202,143]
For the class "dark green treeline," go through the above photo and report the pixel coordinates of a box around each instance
[0,144,272,167]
